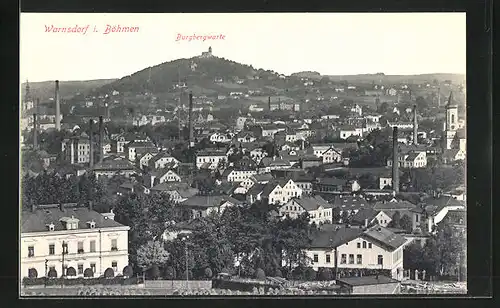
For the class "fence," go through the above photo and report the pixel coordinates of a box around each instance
[144,280,212,290]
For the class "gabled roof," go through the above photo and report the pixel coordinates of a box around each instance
[332,195,371,210]
[309,227,364,249]
[350,208,382,224]
[149,151,176,164]
[292,195,332,211]
[22,205,126,233]
[373,200,416,211]
[247,183,266,196]
[181,195,242,208]
[252,173,274,183]
[362,225,407,251]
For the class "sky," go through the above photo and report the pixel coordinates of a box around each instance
[20,13,466,82]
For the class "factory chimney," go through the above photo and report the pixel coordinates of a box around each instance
[89,119,94,167]
[392,127,400,193]
[413,104,418,145]
[268,96,271,111]
[98,116,104,163]
[437,87,441,107]
[33,113,38,150]
[55,80,61,131]
[188,92,194,147]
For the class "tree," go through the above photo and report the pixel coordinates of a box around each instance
[148,264,161,280]
[84,268,94,278]
[274,268,283,278]
[255,268,265,280]
[305,268,317,281]
[104,268,114,278]
[415,96,428,109]
[388,211,401,228]
[48,268,57,278]
[164,266,176,279]
[400,214,413,232]
[204,267,213,279]
[378,102,389,113]
[318,268,332,281]
[137,241,170,271]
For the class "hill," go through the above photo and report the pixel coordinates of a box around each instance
[290,71,322,79]
[21,79,117,101]
[326,73,465,85]
[91,56,280,97]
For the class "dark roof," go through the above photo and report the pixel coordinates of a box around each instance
[292,195,332,211]
[336,275,399,286]
[423,196,465,214]
[252,173,273,183]
[332,195,370,210]
[373,200,416,211]
[22,204,126,233]
[362,225,407,251]
[247,183,266,196]
[309,227,364,248]
[316,177,347,186]
[181,195,241,208]
[350,208,381,224]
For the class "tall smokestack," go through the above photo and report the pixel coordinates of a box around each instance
[268,96,271,111]
[437,87,441,107]
[188,92,194,147]
[89,119,94,167]
[55,80,60,131]
[413,104,418,145]
[99,116,104,163]
[392,127,400,193]
[33,113,38,150]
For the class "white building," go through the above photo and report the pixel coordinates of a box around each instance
[21,203,130,279]
[196,151,227,169]
[387,151,427,168]
[303,226,407,280]
[224,169,258,183]
[280,195,333,225]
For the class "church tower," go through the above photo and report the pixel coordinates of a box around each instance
[444,92,458,150]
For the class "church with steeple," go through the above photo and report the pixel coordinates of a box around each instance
[442,92,466,152]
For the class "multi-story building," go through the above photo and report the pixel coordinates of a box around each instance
[304,225,408,280]
[61,133,91,165]
[195,150,227,169]
[21,203,130,279]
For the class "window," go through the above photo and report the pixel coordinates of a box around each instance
[28,246,34,258]
[368,243,372,249]
[78,241,84,254]
[378,255,383,265]
[357,243,361,248]
[325,254,331,263]
[78,264,84,275]
[349,254,354,264]
[341,254,346,264]
[90,263,96,273]
[111,239,118,251]
[313,254,318,263]
[357,254,362,264]
[362,241,367,248]
[49,244,55,255]
[49,266,56,272]
[112,261,118,271]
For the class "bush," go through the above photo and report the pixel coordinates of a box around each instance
[148,264,160,280]
[123,265,133,278]
[255,268,265,280]
[181,270,193,280]
[164,266,176,279]
[104,268,114,278]
[318,268,332,281]
[274,269,283,278]
[48,268,58,278]
[221,267,230,274]
[305,268,317,281]
[84,268,94,278]
[28,268,38,278]
[204,267,213,279]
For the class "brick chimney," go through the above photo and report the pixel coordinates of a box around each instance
[55,80,60,131]
[413,104,418,145]
[392,127,400,193]
[33,113,38,150]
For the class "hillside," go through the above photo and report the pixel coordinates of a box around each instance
[92,56,281,96]
[21,79,117,101]
[326,73,465,85]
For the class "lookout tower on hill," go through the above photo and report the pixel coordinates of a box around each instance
[200,47,213,58]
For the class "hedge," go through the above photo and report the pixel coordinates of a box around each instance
[22,276,143,287]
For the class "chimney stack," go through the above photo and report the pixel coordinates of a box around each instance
[413,104,418,145]
[268,96,271,111]
[99,116,104,163]
[188,92,194,147]
[392,127,400,193]
[89,119,94,167]
[55,80,61,131]
[33,113,38,150]
[437,87,441,107]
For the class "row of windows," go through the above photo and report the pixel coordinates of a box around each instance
[313,253,383,265]
[356,241,373,249]
[39,261,118,276]
[27,239,118,258]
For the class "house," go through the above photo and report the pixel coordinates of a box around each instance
[124,141,157,162]
[223,168,258,183]
[249,179,303,205]
[92,158,136,179]
[148,152,180,170]
[150,183,199,203]
[350,104,362,116]
[180,195,242,219]
[146,169,182,187]
[331,194,371,218]
[338,126,363,140]
[422,197,466,233]
[336,276,401,294]
[210,132,233,143]
[138,152,157,169]
[350,208,393,228]
[280,195,333,225]
[301,155,323,169]
[442,149,466,164]
[387,150,427,168]
[313,177,347,193]
[258,157,291,173]
[293,175,314,195]
[61,133,90,165]
[236,132,256,143]
[304,225,406,280]
[21,203,130,279]
[196,150,227,169]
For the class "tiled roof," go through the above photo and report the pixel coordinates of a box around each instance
[294,195,332,211]
[350,208,380,224]
[363,225,407,251]
[252,173,274,183]
[21,204,126,233]
[373,200,416,211]
[181,195,241,208]
[332,195,371,210]
[309,227,364,248]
